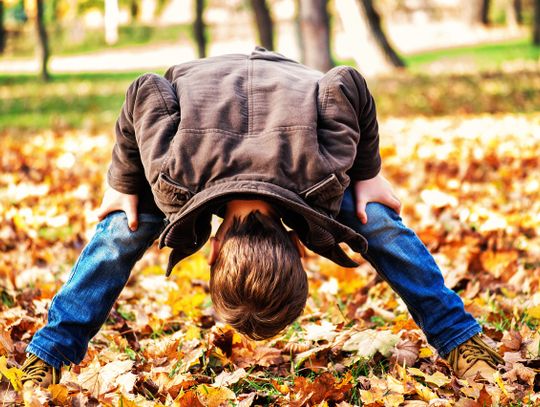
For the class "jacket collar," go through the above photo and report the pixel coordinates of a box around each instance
[249,46,299,64]
[159,179,367,276]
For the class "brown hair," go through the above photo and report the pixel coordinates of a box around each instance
[210,210,308,340]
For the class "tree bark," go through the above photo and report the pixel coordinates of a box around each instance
[506,0,522,28]
[105,0,119,45]
[294,0,305,64]
[514,0,522,24]
[480,0,490,25]
[357,0,405,68]
[193,0,207,58]
[36,0,50,81]
[0,1,5,54]
[251,0,274,50]
[298,0,333,72]
[130,0,140,22]
[464,0,490,26]
[534,0,540,45]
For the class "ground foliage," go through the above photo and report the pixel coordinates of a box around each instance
[0,113,539,405]
[1,69,540,130]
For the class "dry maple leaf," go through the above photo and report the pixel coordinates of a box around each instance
[391,339,420,367]
[500,330,523,353]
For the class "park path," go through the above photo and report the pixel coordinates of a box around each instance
[0,41,271,74]
[0,22,529,75]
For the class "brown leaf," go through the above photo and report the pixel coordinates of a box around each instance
[282,342,311,354]
[500,330,523,353]
[502,362,537,386]
[391,339,420,367]
[477,385,493,406]
[290,372,353,405]
[177,390,204,407]
[253,346,284,367]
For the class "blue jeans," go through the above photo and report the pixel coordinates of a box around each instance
[27,190,480,369]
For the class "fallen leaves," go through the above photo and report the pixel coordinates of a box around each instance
[1,113,539,404]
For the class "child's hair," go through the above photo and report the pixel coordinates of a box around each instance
[209,210,308,340]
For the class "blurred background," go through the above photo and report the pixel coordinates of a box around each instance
[0,4,539,403]
[0,0,539,130]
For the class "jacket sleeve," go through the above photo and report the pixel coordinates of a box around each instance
[319,66,381,181]
[107,73,179,194]
[344,68,381,181]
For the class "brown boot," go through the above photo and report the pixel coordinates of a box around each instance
[447,334,503,381]
[21,354,61,387]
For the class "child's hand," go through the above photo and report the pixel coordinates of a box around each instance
[96,187,139,231]
[354,174,401,224]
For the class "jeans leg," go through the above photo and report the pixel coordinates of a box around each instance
[337,189,481,357]
[26,212,165,369]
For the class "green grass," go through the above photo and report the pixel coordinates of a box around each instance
[4,24,193,58]
[1,67,540,132]
[404,39,540,71]
[0,71,158,130]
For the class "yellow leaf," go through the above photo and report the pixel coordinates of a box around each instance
[407,367,426,377]
[168,290,207,318]
[232,332,243,345]
[196,384,236,407]
[414,381,438,401]
[48,384,69,404]
[418,347,434,358]
[184,325,201,341]
[382,393,405,406]
[0,356,22,391]
[423,371,451,387]
[528,305,540,320]
[493,371,509,396]
[271,379,290,394]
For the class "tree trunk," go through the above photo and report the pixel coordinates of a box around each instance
[36,0,50,81]
[480,0,490,25]
[294,0,305,64]
[193,0,207,58]
[357,0,405,68]
[105,0,119,45]
[506,0,522,28]
[130,0,140,22]
[0,1,5,54]
[298,0,333,72]
[464,0,490,26]
[514,0,522,24]
[534,0,540,45]
[251,0,274,50]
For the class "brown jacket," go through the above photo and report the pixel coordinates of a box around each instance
[107,47,381,276]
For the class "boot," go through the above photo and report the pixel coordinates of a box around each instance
[447,334,503,381]
[21,354,61,387]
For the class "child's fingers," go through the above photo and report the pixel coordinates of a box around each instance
[125,201,139,232]
[96,205,116,221]
[389,195,402,214]
[356,199,368,224]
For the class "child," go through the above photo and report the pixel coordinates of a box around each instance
[21,47,502,387]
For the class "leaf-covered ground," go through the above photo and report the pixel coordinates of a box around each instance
[0,114,539,406]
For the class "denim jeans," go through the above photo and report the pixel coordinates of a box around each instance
[27,190,480,369]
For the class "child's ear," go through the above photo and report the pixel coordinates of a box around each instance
[288,231,306,258]
[208,237,221,265]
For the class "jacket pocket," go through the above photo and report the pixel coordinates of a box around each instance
[152,173,193,214]
[300,173,345,216]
